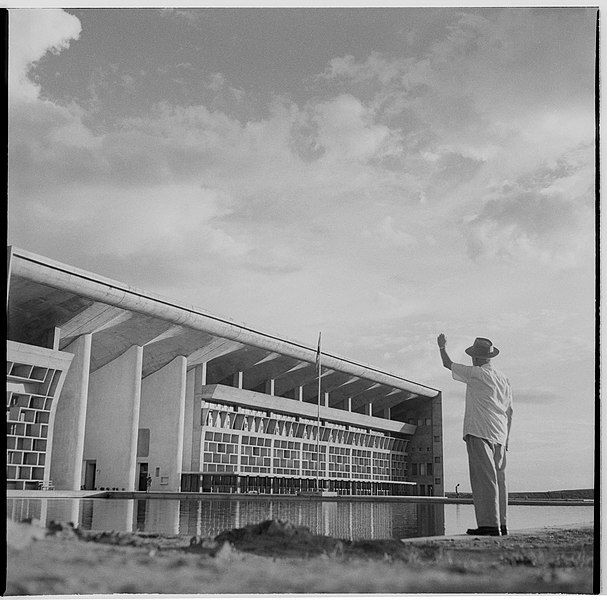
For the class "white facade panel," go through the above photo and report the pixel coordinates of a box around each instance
[85,345,143,491]
[140,356,187,492]
[50,334,92,491]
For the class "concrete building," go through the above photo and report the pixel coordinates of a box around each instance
[6,247,444,496]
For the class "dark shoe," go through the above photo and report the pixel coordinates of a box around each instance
[466,526,501,536]
[500,525,508,535]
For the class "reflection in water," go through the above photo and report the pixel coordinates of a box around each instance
[6,498,592,541]
[7,497,445,540]
[155,498,413,539]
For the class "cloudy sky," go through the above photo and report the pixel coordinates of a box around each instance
[8,7,596,492]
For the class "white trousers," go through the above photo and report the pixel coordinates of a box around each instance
[465,434,508,528]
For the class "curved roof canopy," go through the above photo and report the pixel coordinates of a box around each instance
[7,247,440,420]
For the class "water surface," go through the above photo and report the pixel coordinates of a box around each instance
[7,497,593,541]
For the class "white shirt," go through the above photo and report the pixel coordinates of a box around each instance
[451,362,513,445]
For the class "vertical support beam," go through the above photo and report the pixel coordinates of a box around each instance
[50,334,92,490]
[347,397,352,412]
[85,345,143,491]
[234,371,243,389]
[324,392,329,407]
[190,364,205,472]
[182,368,195,473]
[236,433,242,491]
[367,402,373,416]
[298,386,303,402]
[383,407,391,420]
[270,437,275,477]
[432,392,444,498]
[140,356,187,492]
[266,379,275,395]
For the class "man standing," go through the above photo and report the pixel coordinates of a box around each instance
[437,334,513,536]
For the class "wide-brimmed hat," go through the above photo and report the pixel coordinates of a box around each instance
[465,337,499,358]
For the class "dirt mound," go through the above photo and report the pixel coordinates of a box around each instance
[208,518,345,558]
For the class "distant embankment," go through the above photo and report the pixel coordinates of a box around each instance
[445,489,593,500]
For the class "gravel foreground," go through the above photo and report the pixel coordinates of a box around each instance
[6,518,595,595]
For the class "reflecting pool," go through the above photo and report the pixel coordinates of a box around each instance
[7,497,593,541]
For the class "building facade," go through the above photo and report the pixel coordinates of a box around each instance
[7,247,443,496]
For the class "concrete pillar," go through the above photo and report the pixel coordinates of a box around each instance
[85,345,143,491]
[182,368,195,472]
[347,397,352,411]
[298,386,303,401]
[50,334,92,490]
[383,407,391,420]
[140,356,187,492]
[265,379,275,395]
[324,392,329,407]
[367,402,373,416]
[234,371,243,389]
[189,362,206,471]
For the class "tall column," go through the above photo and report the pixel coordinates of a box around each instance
[298,386,303,401]
[347,397,352,411]
[367,402,373,416]
[324,392,329,407]
[234,371,244,389]
[383,407,391,420]
[50,334,92,490]
[182,368,195,473]
[140,356,187,492]
[190,364,206,472]
[85,345,143,491]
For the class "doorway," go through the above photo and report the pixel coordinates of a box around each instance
[84,461,96,490]
[138,463,149,491]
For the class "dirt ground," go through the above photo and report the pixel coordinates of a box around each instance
[5,518,595,595]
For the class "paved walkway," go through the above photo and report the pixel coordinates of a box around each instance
[401,523,594,544]
[7,490,107,499]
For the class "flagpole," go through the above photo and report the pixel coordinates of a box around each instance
[316,332,322,492]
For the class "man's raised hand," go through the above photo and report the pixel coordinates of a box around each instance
[437,333,446,349]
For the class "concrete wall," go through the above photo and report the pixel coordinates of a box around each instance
[50,334,92,490]
[403,398,437,495]
[85,345,143,490]
[140,356,187,492]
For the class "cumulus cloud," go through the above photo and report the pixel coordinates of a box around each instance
[465,140,594,268]
[9,9,81,101]
[318,10,594,214]
[312,94,396,163]
[8,7,596,348]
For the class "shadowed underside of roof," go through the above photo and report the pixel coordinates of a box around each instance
[7,247,440,417]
